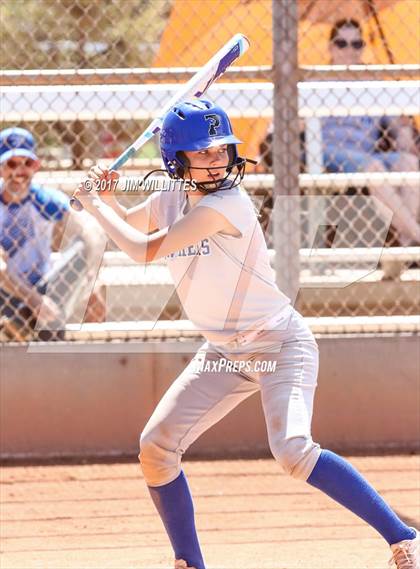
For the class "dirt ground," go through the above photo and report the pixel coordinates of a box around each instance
[1,455,419,569]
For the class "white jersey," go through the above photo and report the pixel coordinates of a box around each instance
[145,185,291,345]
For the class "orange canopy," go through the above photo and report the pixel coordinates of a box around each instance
[154,0,419,157]
[299,0,419,64]
[298,0,398,24]
[155,0,419,67]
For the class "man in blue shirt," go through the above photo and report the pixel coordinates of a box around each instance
[0,127,100,341]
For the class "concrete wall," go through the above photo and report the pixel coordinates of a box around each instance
[1,334,419,460]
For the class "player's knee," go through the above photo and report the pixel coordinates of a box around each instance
[138,429,162,478]
[138,428,181,486]
[272,436,322,480]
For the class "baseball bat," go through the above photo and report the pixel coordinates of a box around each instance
[71,33,250,211]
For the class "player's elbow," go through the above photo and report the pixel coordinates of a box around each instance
[144,245,159,263]
[141,234,168,263]
[128,242,158,264]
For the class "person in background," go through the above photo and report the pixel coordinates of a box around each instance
[323,18,419,246]
[0,127,104,341]
[259,19,419,248]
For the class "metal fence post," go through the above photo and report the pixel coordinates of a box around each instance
[272,0,301,303]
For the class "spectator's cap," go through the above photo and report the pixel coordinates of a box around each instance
[0,127,38,164]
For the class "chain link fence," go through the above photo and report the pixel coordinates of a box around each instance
[0,0,419,343]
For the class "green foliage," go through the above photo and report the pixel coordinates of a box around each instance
[0,0,172,69]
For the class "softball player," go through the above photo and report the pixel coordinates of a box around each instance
[73,100,419,569]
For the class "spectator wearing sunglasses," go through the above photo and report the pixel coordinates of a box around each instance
[323,19,419,246]
[0,127,103,341]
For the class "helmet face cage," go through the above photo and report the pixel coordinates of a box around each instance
[160,99,248,193]
[174,146,247,193]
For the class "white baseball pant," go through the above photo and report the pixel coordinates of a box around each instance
[139,305,322,486]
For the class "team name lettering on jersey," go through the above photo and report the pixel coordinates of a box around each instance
[165,238,211,260]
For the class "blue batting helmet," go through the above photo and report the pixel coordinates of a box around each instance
[160,99,242,180]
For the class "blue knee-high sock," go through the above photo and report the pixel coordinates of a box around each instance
[148,470,205,569]
[307,449,416,545]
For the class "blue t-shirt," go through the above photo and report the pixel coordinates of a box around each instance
[0,184,69,285]
[322,116,382,154]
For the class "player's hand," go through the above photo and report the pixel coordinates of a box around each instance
[72,180,99,213]
[72,166,120,212]
[87,165,120,204]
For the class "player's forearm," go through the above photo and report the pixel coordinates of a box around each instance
[99,195,150,232]
[103,195,128,221]
[86,198,150,263]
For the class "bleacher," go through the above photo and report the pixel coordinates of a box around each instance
[80,247,420,322]
[1,71,419,338]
